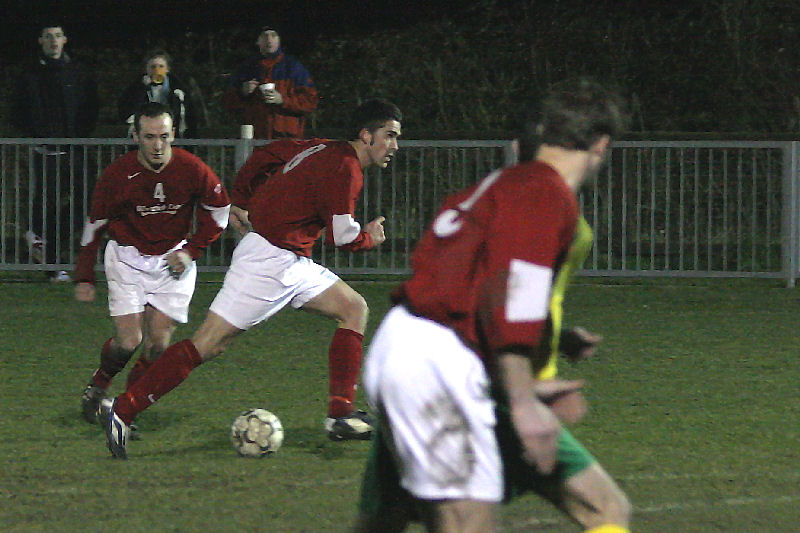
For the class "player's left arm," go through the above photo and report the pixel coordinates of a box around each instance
[181,165,231,260]
[324,160,380,252]
[480,186,577,359]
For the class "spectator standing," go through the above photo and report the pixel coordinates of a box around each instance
[12,23,99,281]
[223,26,318,139]
[118,50,205,138]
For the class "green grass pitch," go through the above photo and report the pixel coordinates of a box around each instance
[1,276,799,531]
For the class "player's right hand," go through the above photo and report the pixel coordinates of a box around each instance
[75,282,96,303]
[229,205,252,237]
[242,80,259,96]
[364,216,386,246]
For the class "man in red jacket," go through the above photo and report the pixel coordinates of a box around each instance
[223,26,318,139]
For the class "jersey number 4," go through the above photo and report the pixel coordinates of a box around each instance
[153,182,166,202]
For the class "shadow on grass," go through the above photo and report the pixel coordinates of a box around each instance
[282,425,360,460]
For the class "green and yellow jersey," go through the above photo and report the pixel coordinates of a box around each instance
[536,216,593,380]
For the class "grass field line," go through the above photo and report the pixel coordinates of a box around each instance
[508,494,800,530]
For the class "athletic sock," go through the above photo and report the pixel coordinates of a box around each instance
[327,328,364,418]
[584,525,630,533]
[124,356,153,391]
[114,339,203,425]
[90,338,129,389]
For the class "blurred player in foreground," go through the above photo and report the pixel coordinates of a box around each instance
[103,99,402,458]
[353,79,631,533]
[75,102,230,426]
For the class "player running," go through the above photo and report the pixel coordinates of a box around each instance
[103,99,402,458]
[75,102,230,427]
[353,79,631,533]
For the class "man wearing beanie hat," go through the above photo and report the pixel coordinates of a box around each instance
[223,26,318,139]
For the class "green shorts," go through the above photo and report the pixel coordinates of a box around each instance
[358,417,416,518]
[358,408,597,517]
[495,402,596,505]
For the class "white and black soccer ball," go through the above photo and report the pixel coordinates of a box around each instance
[230,408,284,458]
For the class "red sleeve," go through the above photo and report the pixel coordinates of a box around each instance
[182,163,231,260]
[322,158,373,252]
[478,182,576,356]
[230,145,287,208]
[338,230,373,252]
[73,167,117,283]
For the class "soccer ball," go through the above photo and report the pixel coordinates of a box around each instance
[230,408,284,458]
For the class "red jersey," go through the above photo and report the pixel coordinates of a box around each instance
[231,139,374,257]
[74,148,230,283]
[396,161,578,369]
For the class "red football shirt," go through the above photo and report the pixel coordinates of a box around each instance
[397,161,579,367]
[231,139,374,257]
[74,148,230,283]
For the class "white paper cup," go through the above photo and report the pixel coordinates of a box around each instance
[240,124,254,139]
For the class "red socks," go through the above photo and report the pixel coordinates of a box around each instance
[328,328,364,418]
[114,339,203,424]
[125,356,153,391]
[91,338,127,389]
[112,329,362,423]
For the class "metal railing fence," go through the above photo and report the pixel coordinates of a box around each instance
[1,138,799,285]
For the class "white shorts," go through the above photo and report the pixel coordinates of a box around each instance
[104,239,196,323]
[363,305,501,502]
[209,231,339,330]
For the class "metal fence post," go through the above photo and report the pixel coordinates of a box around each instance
[781,141,800,287]
[503,140,518,167]
[234,125,254,171]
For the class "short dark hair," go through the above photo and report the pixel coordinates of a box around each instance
[259,26,279,36]
[133,102,173,132]
[349,99,403,140]
[144,49,172,68]
[518,78,628,160]
[39,23,65,37]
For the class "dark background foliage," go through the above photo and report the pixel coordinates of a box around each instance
[2,0,800,138]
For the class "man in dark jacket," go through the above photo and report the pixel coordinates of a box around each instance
[223,26,318,139]
[12,23,99,280]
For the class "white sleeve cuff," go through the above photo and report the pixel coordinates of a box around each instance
[331,214,362,246]
[80,218,108,246]
[203,203,231,230]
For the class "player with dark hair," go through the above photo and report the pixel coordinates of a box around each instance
[353,79,631,533]
[102,99,402,458]
[75,102,230,427]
